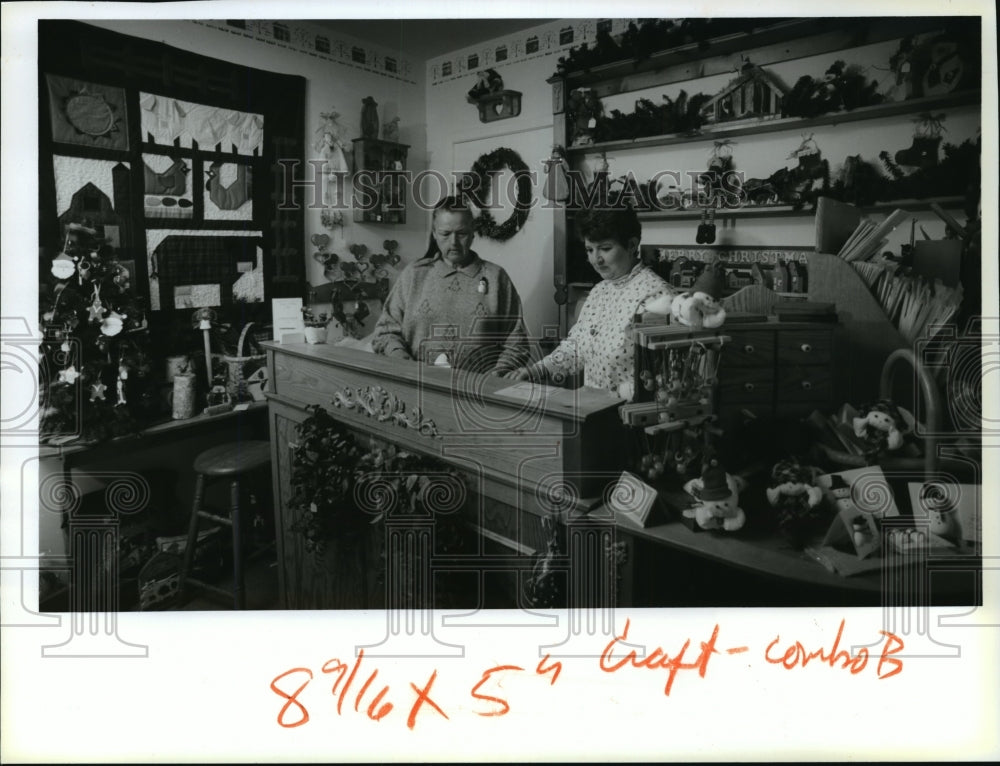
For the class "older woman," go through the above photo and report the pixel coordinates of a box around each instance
[372,196,529,374]
[506,204,675,398]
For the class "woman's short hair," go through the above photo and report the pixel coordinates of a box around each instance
[576,203,642,247]
[423,196,475,259]
[432,195,475,225]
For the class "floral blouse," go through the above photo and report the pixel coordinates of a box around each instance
[542,264,674,397]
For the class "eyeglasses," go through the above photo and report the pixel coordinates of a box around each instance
[434,229,473,241]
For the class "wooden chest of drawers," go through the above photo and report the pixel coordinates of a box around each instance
[716,320,836,426]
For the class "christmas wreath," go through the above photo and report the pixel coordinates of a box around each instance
[463,147,533,242]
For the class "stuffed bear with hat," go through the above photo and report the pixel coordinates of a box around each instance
[683,447,747,502]
[682,455,745,532]
[766,457,825,547]
[669,263,727,329]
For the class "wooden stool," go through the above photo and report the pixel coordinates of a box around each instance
[178,441,271,609]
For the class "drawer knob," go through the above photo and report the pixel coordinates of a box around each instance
[744,382,755,392]
[801,380,813,391]
[800,343,813,353]
[743,344,755,354]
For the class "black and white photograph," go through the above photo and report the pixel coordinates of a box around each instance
[2,1,998,762]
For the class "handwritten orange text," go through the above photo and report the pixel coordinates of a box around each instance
[600,618,738,695]
[270,650,564,729]
[764,619,905,678]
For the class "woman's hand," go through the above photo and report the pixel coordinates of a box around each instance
[502,361,549,381]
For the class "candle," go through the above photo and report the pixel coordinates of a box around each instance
[172,373,196,420]
[199,320,213,389]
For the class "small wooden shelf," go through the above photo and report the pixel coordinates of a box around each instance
[351,137,409,225]
[565,91,981,157]
[636,196,966,222]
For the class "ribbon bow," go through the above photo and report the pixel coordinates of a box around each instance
[914,112,947,138]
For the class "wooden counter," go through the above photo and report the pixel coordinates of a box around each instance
[263,343,977,610]
[264,342,630,610]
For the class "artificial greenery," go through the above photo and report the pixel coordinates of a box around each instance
[459,147,533,242]
[553,19,792,77]
[288,404,465,556]
[592,91,712,143]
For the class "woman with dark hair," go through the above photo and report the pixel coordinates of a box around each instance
[506,204,675,398]
[371,196,529,374]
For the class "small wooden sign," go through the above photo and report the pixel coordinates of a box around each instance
[607,471,659,529]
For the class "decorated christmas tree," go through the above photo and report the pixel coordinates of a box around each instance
[39,221,155,443]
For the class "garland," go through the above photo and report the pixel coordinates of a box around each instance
[288,404,465,557]
[465,147,533,242]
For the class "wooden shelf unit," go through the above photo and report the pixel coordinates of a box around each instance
[548,17,981,340]
[634,196,967,222]
[564,91,981,157]
[547,17,956,94]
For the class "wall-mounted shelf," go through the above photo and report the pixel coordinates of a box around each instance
[565,91,981,157]
[468,89,523,123]
[635,195,966,222]
[351,137,409,225]
[548,17,960,94]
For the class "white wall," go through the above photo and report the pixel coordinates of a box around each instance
[85,20,430,335]
[424,27,567,339]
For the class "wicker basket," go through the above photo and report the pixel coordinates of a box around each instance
[218,322,267,402]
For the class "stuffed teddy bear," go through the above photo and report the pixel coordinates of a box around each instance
[766,458,824,547]
[670,265,727,329]
[853,399,906,459]
[682,460,745,532]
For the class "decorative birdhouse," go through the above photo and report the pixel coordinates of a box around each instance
[701,60,788,124]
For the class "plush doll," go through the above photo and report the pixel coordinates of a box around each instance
[683,464,747,502]
[682,459,746,532]
[766,458,824,547]
[670,265,727,329]
[853,399,906,459]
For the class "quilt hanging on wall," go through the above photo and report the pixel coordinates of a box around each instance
[51,155,133,252]
[46,74,129,151]
[146,231,264,311]
[143,153,193,219]
[139,92,264,155]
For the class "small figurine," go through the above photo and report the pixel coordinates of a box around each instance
[670,264,727,329]
[853,399,906,461]
[766,458,825,547]
[361,97,379,140]
[382,116,400,143]
[683,456,747,502]
[682,458,745,532]
[919,482,963,543]
[851,515,875,549]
